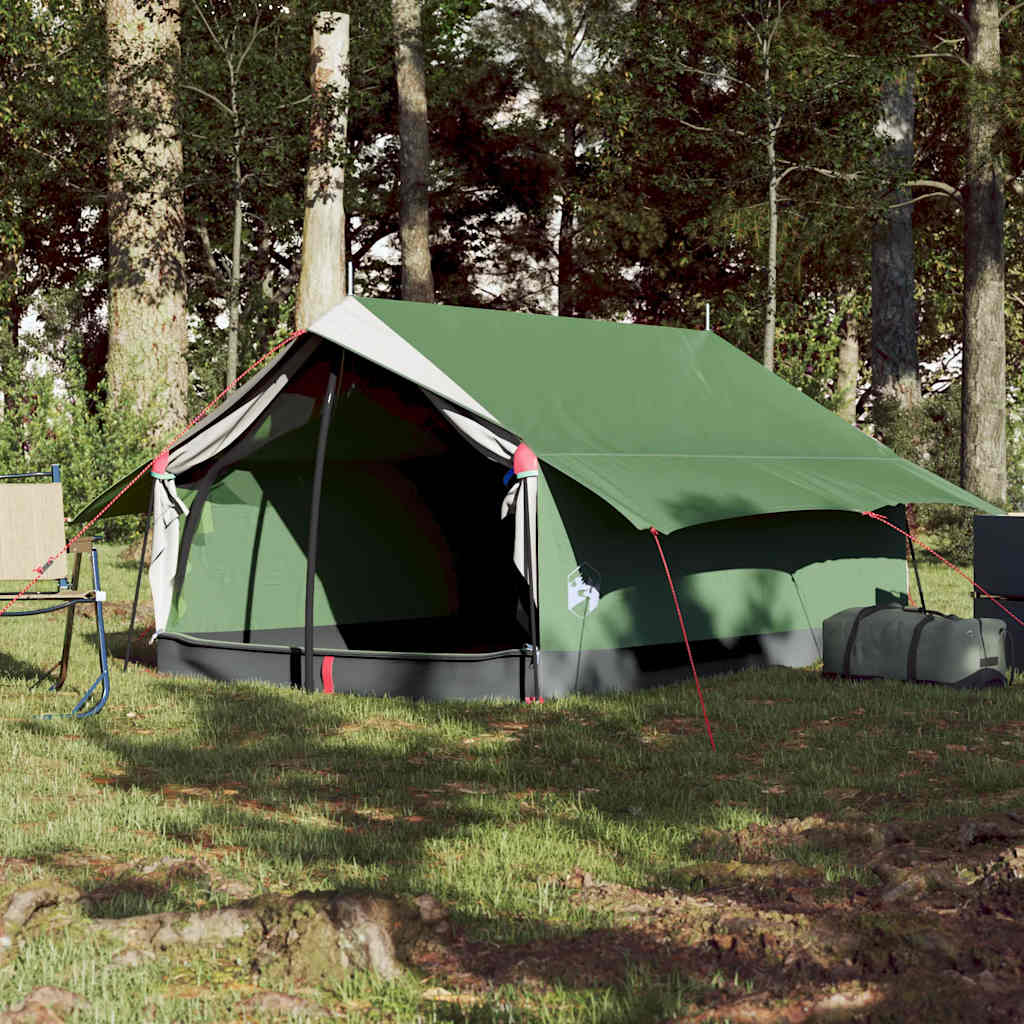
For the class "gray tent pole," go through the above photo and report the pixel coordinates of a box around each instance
[523,481,542,699]
[304,350,343,693]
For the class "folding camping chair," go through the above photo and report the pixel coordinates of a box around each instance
[0,465,111,717]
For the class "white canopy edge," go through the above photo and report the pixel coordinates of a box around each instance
[308,297,501,427]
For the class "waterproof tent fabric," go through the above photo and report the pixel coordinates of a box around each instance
[329,298,1001,531]
[72,297,1003,701]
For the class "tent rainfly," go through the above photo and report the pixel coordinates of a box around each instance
[77,298,1002,700]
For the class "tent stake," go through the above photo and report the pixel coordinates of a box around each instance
[304,350,343,693]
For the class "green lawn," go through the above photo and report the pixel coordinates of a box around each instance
[0,543,1022,1022]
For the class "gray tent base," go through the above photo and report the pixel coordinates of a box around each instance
[155,624,821,702]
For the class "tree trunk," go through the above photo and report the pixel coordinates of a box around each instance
[836,294,859,424]
[228,175,242,387]
[392,0,434,303]
[106,0,189,443]
[870,71,920,429]
[557,124,576,317]
[961,0,1006,505]
[226,63,243,389]
[295,12,349,332]
[762,122,778,372]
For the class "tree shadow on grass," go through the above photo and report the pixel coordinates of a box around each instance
[0,650,57,683]
[14,676,1024,1022]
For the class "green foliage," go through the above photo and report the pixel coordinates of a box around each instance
[0,0,107,332]
[1,0,1021,502]
[774,291,867,411]
[0,291,151,535]
[874,385,980,564]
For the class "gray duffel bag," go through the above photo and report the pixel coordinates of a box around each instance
[822,605,1012,689]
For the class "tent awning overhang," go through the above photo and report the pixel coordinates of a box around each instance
[73,296,1003,531]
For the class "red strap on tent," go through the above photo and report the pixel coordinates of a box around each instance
[321,655,335,694]
[863,510,1024,629]
[649,527,716,750]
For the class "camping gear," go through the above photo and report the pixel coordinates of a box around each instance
[973,514,1024,670]
[823,605,1011,689]
[75,298,1001,701]
[0,465,112,717]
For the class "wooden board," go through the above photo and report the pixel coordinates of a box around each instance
[0,483,68,580]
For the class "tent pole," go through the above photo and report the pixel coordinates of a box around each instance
[523,481,541,699]
[907,536,927,614]
[304,349,343,693]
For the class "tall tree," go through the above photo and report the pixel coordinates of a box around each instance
[106,0,189,441]
[468,0,632,317]
[295,11,350,332]
[960,0,1006,504]
[392,0,434,302]
[870,71,921,423]
[588,2,879,357]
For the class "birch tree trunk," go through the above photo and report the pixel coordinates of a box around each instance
[960,0,1006,505]
[392,0,434,302]
[763,120,779,372]
[557,123,576,318]
[870,72,921,426]
[758,5,780,373]
[106,0,189,443]
[295,12,349,332]
[836,294,859,425]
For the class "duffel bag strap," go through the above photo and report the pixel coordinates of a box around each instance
[842,606,890,677]
[906,614,934,683]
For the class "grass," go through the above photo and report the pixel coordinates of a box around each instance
[911,541,976,619]
[0,542,1022,1021]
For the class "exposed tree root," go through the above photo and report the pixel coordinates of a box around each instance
[2,881,450,987]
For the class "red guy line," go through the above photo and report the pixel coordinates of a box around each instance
[862,510,1024,630]
[649,526,716,750]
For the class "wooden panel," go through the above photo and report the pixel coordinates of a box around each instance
[0,483,68,580]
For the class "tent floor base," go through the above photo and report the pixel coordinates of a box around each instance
[156,625,821,701]
[541,627,821,697]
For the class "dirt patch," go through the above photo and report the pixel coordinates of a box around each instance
[0,987,89,1024]
[426,814,1024,1021]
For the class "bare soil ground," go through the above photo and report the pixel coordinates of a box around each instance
[417,813,1024,1022]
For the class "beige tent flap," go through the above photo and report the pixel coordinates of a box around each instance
[0,483,68,580]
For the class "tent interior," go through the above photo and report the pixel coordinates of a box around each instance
[166,349,531,657]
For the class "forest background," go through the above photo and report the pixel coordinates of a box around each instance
[1,0,1022,554]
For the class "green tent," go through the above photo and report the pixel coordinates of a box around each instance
[79,297,1001,699]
